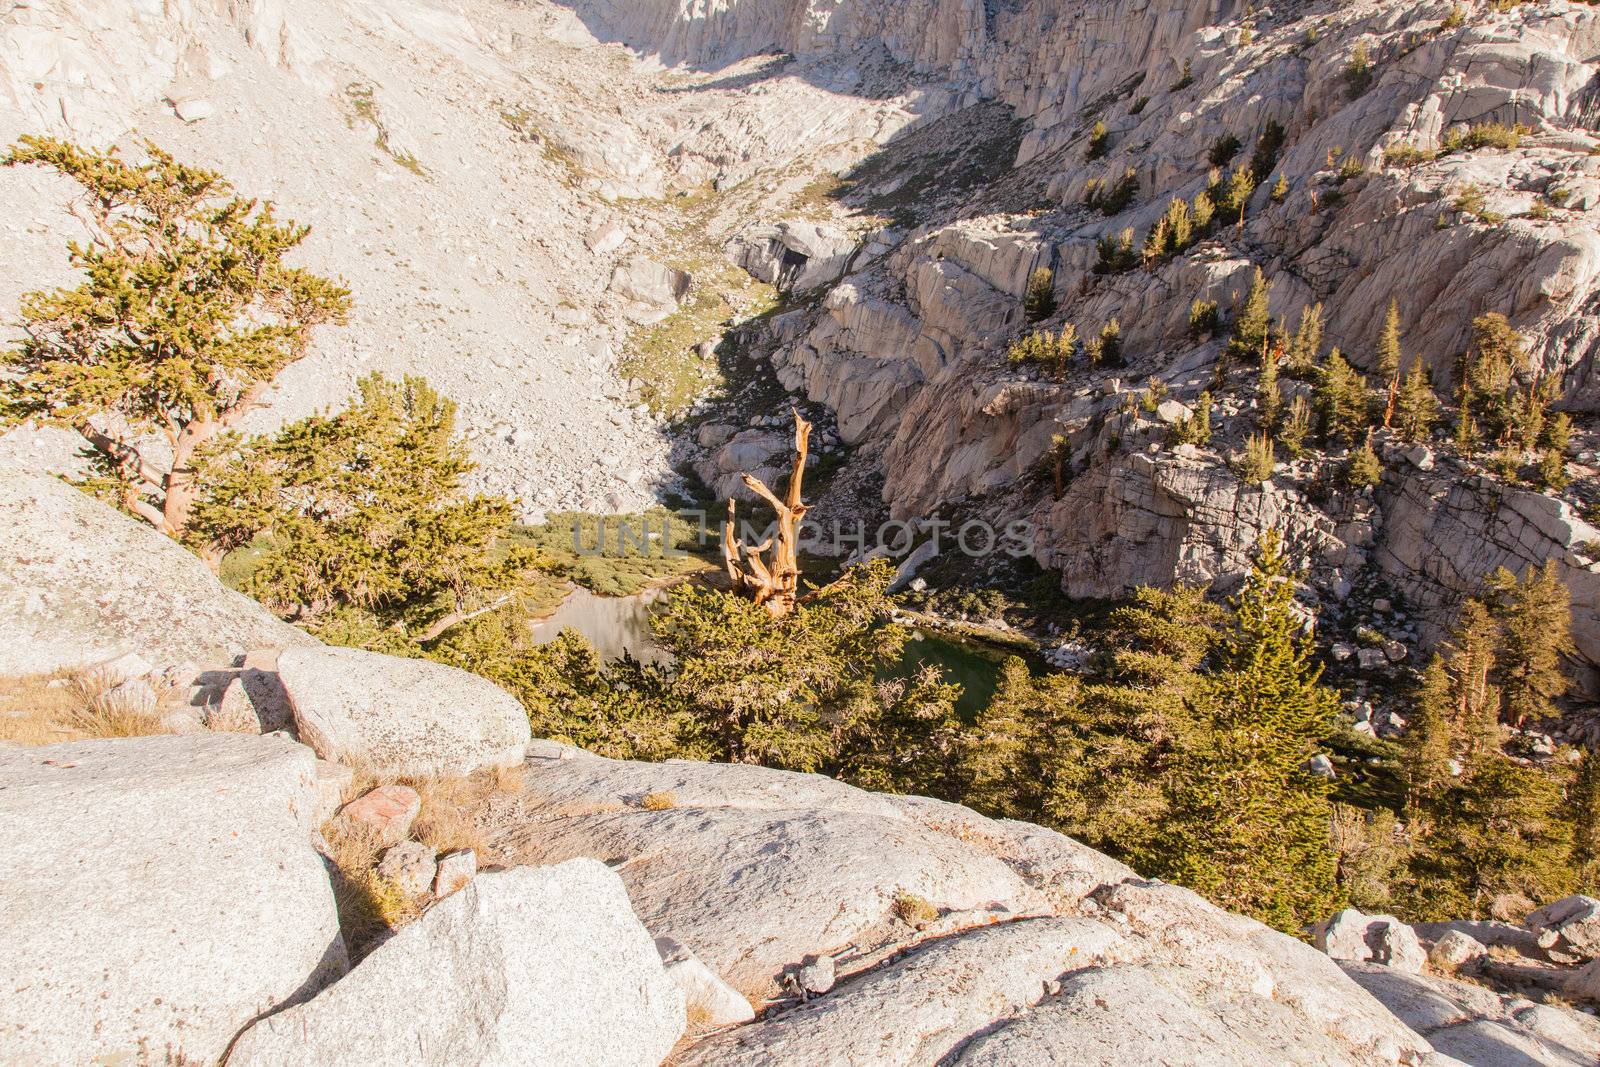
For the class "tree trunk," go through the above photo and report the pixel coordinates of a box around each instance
[162,418,223,539]
[724,411,811,617]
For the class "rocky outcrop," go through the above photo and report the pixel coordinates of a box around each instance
[1315,909,1428,974]
[1374,463,1600,680]
[1344,963,1600,1067]
[1038,450,1359,600]
[730,220,859,293]
[0,733,346,1065]
[488,750,1064,998]
[488,747,1435,1065]
[0,468,314,677]
[277,645,531,776]
[681,917,1133,1065]
[230,859,685,1066]
[608,257,692,322]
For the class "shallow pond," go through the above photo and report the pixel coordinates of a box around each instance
[884,629,1012,721]
[526,584,672,665]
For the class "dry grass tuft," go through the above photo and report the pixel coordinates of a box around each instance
[0,669,181,745]
[641,790,677,811]
[0,674,83,746]
[321,762,526,956]
[891,891,939,927]
[321,817,417,959]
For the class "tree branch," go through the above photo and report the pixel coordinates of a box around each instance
[418,594,515,643]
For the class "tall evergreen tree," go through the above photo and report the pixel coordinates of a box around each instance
[1258,346,1282,433]
[1394,358,1441,442]
[1460,312,1530,445]
[1144,532,1341,931]
[1285,302,1324,374]
[963,657,1053,821]
[1485,561,1574,727]
[1403,656,1456,812]
[1572,747,1600,893]
[1229,267,1273,362]
[1445,598,1504,763]
[1377,300,1403,428]
[1540,412,1572,490]
[1346,433,1383,489]
[1315,349,1373,446]
[1402,756,1575,920]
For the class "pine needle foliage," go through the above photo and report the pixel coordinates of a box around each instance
[2,136,351,535]
[188,374,537,640]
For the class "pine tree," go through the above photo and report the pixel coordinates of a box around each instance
[1087,120,1111,160]
[1315,349,1373,446]
[1461,312,1530,445]
[1540,411,1571,490]
[1142,216,1171,266]
[1258,348,1282,434]
[187,374,537,640]
[1394,358,1441,442]
[1377,300,1403,428]
[1,137,351,536]
[1023,267,1057,322]
[1447,599,1504,764]
[1219,165,1257,225]
[1346,433,1383,489]
[1403,755,1575,921]
[1286,303,1324,374]
[1485,562,1574,728]
[839,664,964,796]
[1404,655,1457,812]
[1572,747,1600,893]
[1145,532,1342,931]
[963,657,1053,820]
[1171,391,1214,447]
[1239,432,1276,482]
[1229,267,1273,362]
[651,558,915,772]
[1279,394,1312,457]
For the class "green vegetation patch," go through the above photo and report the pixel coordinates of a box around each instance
[618,258,777,417]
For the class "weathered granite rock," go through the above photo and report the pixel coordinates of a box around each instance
[1427,930,1487,973]
[0,734,345,1065]
[433,848,478,897]
[0,469,314,677]
[336,784,421,846]
[730,220,858,292]
[1346,962,1600,1067]
[956,963,1400,1067]
[1528,895,1600,960]
[1095,881,1427,1060]
[377,840,437,896]
[656,935,756,1027]
[1316,908,1427,973]
[489,753,1131,998]
[277,645,530,776]
[608,256,690,317]
[682,918,1131,1065]
[229,860,685,1066]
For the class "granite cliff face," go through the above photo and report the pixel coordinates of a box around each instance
[565,0,1600,678]
[5,0,1596,668]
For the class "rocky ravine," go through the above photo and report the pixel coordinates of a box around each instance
[6,471,1600,1064]
[6,0,1598,683]
[572,0,1600,683]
